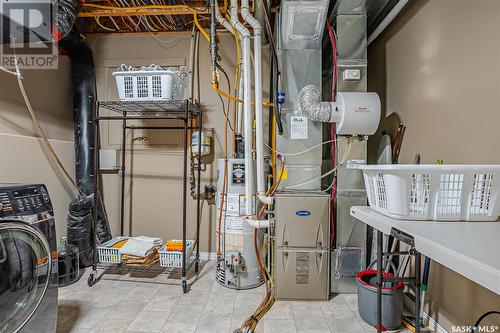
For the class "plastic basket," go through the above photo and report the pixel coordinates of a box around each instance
[159,240,194,268]
[113,67,187,101]
[97,237,130,264]
[360,165,500,221]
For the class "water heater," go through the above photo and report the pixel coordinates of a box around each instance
[215,158,263,289]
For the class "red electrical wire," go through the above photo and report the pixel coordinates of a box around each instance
[326,19,338,248]
[326,20,338,101]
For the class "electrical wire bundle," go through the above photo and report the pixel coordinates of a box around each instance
[281,137,353,190]
[239,159,285,333]
[86,0,209,33]
[326,17,338,248]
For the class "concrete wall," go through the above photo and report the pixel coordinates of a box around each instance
[368,0,500,329]
[87,33,270,253]
[0,58,75,239]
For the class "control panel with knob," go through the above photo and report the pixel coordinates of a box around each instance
[0,184,53,217]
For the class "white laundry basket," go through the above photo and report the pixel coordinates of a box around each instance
[159,240,194,268]
[113,65,187,101]
[97,236,130,264]
[361,165,500,221]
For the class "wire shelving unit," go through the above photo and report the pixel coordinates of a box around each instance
[87,99,203,293]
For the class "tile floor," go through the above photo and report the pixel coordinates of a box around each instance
[57,261,410,333]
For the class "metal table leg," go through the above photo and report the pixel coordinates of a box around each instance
[415,252,421,333]
[120,111,127,236]
[377,230,383,333]
[195,111,202,273]
[89,112,101,287]
[181,101,189,293]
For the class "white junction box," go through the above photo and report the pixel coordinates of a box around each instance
[99,149,118,171]
[343,69,361,81]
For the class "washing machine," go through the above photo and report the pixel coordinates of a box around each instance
[0,184,58,333]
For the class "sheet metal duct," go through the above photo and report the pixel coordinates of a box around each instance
[275,0,329,191]
[276,0,386,294]
[328,0,369,294]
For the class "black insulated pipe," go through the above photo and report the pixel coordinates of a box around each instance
[60,30,112,267]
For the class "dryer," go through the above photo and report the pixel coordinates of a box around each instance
[0,184,58,333]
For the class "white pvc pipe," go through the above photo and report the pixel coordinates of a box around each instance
[216,0,244,135]
[241,0,265,196]
[214,1,234,33]
[367,0,409,45]
[230,0,253,216]
[258,193,273,206]
[245,217,271,229]
[236,68,244,135]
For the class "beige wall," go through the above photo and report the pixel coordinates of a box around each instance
[368,0,500,329]
[88,33,270,253]
[0,58,75,238]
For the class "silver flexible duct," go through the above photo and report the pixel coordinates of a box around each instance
[298,85,340,123]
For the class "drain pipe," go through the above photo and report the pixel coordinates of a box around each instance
[230,0,254,217]
[241,0,267,205]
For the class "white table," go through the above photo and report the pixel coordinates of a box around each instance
[350,206,500,295]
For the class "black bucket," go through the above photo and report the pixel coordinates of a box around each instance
[356,269,404,330]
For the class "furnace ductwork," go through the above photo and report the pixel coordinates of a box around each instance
[299,85,381,136]
[298,85,340,123]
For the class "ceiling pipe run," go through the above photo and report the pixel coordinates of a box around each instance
[367,0,409,45]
